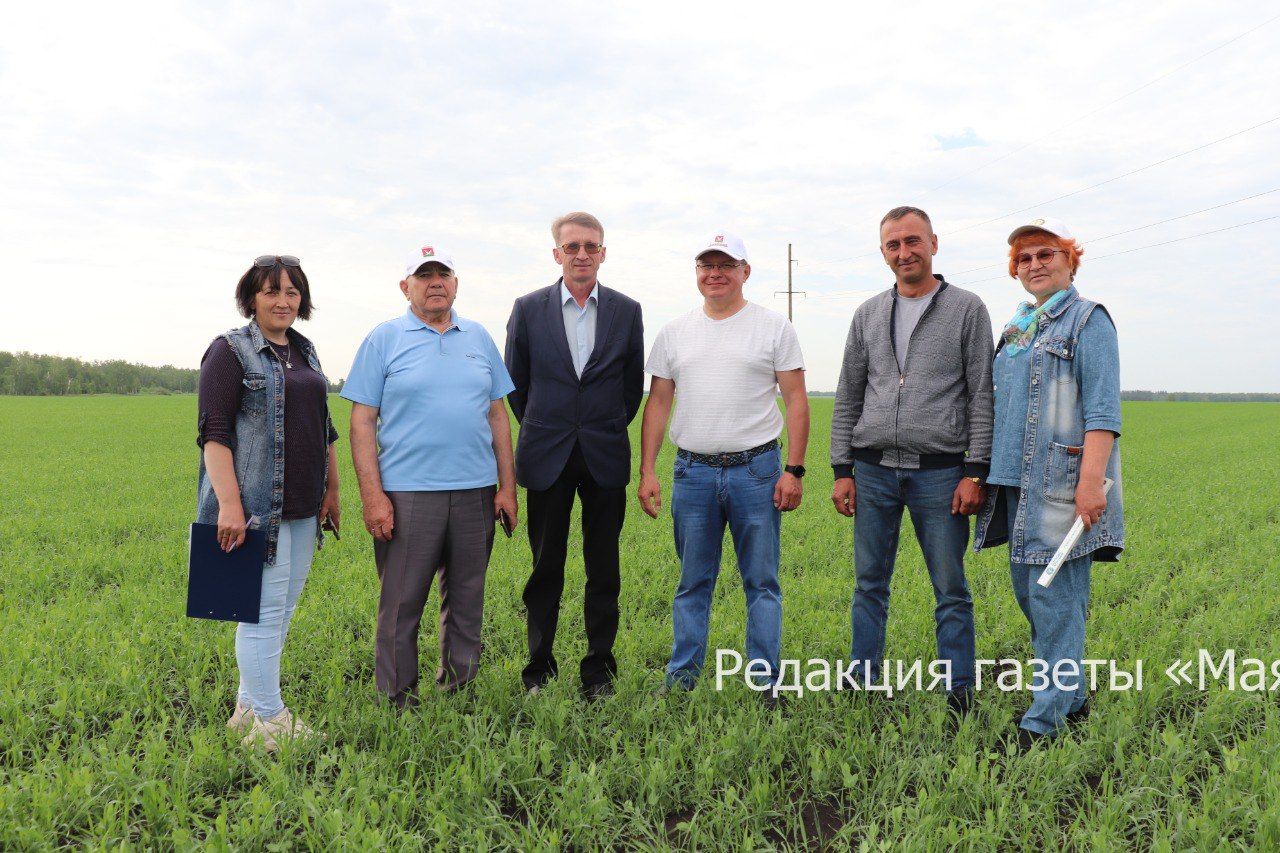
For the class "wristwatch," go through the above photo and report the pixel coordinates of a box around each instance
[965,476,982,485]
[785,465,806,478]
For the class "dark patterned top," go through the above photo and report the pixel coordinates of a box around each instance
[198,335,337,520]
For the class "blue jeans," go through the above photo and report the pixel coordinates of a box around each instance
[1006,487,1091,735]
[236,517,316,718]
[850,460,975,690]
[666,447,782,687]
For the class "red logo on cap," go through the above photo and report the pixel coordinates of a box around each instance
[714,235,724,243]
[421,246,435,257]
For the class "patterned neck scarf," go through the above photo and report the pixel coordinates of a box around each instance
[1001,289,1069,356]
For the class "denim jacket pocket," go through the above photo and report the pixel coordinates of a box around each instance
[1043,442,1082,504]
[241,373,268,416]
[1044,337,1075,383]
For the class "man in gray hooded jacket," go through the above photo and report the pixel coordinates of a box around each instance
[830,206,994,713]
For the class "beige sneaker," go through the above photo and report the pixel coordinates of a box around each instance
[227,701,255,733]
[241,708,324,752]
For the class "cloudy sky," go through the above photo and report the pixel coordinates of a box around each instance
[2,1,1278,392]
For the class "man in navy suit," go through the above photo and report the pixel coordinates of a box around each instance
[505,211,644,699]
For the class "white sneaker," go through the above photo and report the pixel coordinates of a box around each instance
[227,701,255,733]
[241,708,324,752]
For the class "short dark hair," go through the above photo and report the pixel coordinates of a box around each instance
[235,262,314,321]
[880,206,933,231]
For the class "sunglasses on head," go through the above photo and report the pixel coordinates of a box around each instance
[254,255,301,268]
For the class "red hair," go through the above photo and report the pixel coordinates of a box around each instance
[1008,232,1084,279]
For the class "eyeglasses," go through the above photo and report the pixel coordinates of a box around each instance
[1015,249,1066,268]
[254,255,301,268]
[559,242,604,256]
[696,261,744,273]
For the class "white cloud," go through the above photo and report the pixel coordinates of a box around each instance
[1,0,1277,392]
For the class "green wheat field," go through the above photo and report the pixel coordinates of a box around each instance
[1,396,1278,849]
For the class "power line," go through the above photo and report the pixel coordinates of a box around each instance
[945,116,1280,236]
[807,288,879,301]
[1081,214,1279,261]
[948,214,1280,287]
[806,114,1280,269]
[1082,188,1280,244]
[919,13,1280,197]
[803,11,1280,272]
[809,214,1280,299]
[944,187,1280,277]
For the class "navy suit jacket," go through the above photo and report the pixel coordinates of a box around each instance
[504,281,644,492]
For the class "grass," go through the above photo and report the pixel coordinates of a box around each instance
[1,396,1278,849]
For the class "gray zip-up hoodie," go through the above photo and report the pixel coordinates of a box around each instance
[830,275,994,479]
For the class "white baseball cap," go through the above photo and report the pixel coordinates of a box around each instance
[404,243,456,277]
[1007,217,1074,245]
[694,231,748,263]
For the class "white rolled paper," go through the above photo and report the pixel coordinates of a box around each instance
[1036,477,1113,588]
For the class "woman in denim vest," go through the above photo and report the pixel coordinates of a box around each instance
[195,255,340,751]
[974,218,1124,751]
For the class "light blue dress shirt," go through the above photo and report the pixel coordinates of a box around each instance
[340,308,515,491]
[560,280,598,378]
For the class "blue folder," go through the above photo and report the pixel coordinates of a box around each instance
[186,522,266,623]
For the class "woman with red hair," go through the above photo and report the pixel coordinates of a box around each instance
[973,218,1125,751]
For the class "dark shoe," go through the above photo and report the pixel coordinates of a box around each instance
[758,690,788,712]
[946,689,974,717]
[389,689,420,712]
[1012,700,1089,730]
[581,681,615,702]
[1014,726,1050,753]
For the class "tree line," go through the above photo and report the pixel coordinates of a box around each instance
[1118,390,1280,403]
[0,351,344,395]
[0,350,1273,401]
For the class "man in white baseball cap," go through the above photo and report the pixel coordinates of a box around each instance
[638,230,810,706]
[401,244,456,276]
[692,232,749,262]
[343,243,518,709]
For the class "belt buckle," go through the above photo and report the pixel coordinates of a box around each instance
[720,453,730,466]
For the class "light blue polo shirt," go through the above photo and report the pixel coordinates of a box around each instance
[341,308,515,491]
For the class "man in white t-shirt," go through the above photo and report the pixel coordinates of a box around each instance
[638,232,809,701]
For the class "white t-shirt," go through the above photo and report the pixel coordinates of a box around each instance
[646,301,804,454]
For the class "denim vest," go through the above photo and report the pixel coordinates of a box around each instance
[195,321,330,565]
[974,287,1124,564]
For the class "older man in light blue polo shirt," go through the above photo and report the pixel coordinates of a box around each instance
[344,244,516,707]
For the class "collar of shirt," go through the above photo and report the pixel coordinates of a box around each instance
[559,279,598,312]
[400,307,465,334]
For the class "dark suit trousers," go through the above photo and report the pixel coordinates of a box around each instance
[522,442,625,688]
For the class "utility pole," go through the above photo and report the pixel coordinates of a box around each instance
[775,243,805,321]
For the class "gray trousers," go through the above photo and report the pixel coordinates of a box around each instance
[374,487,496,696]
